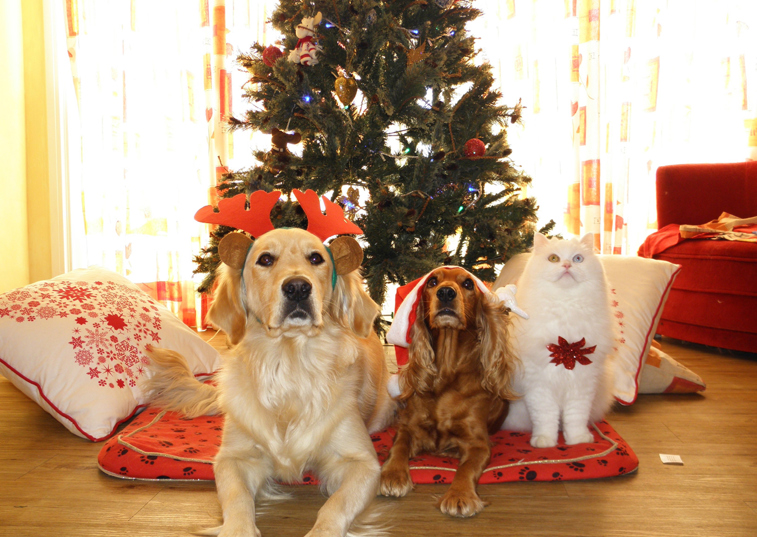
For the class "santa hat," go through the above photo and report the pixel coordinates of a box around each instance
[386,266,528,349]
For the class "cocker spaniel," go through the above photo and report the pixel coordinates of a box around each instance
[143,225,396,537]
[380,266,518,517]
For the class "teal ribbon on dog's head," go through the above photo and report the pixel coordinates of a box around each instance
[324,245,337,289]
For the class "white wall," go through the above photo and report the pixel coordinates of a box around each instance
[0,0,30,293]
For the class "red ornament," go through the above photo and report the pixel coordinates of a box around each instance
[463,138,486,157]
[546,337,596,370]
[262,46,284,67]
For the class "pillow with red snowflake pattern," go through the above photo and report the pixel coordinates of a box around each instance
[0,267,220,441]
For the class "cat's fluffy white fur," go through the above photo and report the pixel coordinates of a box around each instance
[502,232,616,447]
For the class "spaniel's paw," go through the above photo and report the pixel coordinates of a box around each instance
[564,429,594,445]
[379,466,413,497]
[438,488,487,518]
[530,434,558,448]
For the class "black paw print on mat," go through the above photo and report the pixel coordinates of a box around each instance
[567,462,585,473]
[518,467,537,481]
[597,459,608,466]
[552,472,563,481]
[183,467,196,477]
[140,455,159,465]
[433,474,447,483]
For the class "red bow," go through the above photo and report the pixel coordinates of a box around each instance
[547,337,596,370]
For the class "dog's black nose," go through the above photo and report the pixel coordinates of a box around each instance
[283,279,312,302]
[436,286,456,303]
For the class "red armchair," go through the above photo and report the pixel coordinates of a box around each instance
[638,162,757,353]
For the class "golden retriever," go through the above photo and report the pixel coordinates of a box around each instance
[380,267,517,517]
[143,227,396,537]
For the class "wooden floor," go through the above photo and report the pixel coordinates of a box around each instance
[1,334,757,537]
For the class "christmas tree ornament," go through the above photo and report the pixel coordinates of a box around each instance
[406,41,430,66]
[435,0,455,8]
[262,45,284,66]
[267,128,302,173]
[463,138,486,157]
[335,75,358,105]
[288,12,323,66]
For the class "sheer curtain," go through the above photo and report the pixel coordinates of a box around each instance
[479,0,757,254]
[62,0,276,326]
[61,1,757,329]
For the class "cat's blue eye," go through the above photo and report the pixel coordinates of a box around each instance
[548,254,560,263]
[573,254,584,263]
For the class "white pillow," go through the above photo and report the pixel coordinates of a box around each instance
[493,254,681,405]
[0,267,220,441]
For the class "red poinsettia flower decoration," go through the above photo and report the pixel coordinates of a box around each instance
[547,337,596,370]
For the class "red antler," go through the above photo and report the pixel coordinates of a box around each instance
[293,189,363,241]
[194,190,281,238]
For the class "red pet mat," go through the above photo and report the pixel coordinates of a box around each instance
[98,406,638,483]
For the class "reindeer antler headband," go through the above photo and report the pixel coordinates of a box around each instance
[195,189,365,284]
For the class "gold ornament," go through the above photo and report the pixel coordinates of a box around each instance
[335,76,358,105]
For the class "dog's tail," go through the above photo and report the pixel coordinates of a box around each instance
[142,347,221,418]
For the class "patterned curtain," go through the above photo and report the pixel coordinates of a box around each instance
[487,0,757,254]
[63,0,275,327]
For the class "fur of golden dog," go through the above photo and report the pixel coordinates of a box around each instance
[143,227,396,537]
[379,267,517,518]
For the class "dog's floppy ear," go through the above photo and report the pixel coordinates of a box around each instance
[400,289,436,400]
[476,294,519,400]
[207,234,252,345]
[330,269,379,339]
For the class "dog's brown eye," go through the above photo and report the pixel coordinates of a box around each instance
[427,277,438,288]
[309,252,325,265]
[256,254,274,267]
[462,278,474,290]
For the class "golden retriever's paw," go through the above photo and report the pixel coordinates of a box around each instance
[437,488,487,518]
[212,523,260,537]
[379,466,413,497]
[530,434,557,448]
[303,528,341,537]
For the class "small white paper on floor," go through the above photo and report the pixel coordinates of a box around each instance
[659,454,684,465]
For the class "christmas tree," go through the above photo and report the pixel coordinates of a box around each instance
[194,0,551,309]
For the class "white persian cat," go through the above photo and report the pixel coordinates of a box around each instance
[502,232,616,447]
